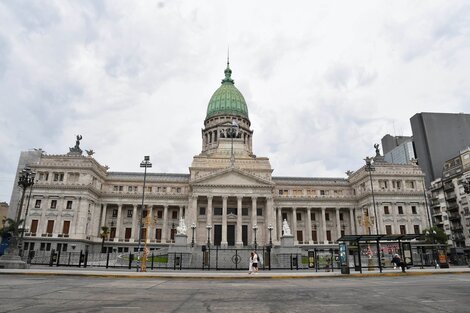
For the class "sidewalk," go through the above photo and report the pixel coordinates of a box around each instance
[1,266,469,279]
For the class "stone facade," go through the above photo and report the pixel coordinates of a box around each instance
[8,64,431,255]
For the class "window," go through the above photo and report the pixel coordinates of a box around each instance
[242,208,248,216]
[177,187,181,193]
[170,228,176,240]
[172,210,178,219]
[127,209,133,218]
[128,186,133,192]
[340,213,344,221]
[400,225,406,235]
[62,221,70,235]
[143,210,148,218]
[296,212,302,221]
[412,206,417,214]
[312,230,318,242]
[296,230,303,242]
[157,210,163,219]
[50,200,57,209]
[38,172,49,181]
[113,186,119,191]
[147,186,152,192]
[67,173,79,182]
[320,190,325,196]
[385,225,392,235]
[326,230,331,241]
[40,243,46,251]
[278,189,288,196]
[310,212,316,221]
[155,228,162,241]
[53,172,64,182]
[413,225,420,234]
[214,208,222,215]
[384,206,390,215]
[112,209,118,217]
[125,228,132,239]
[66,201,73,210]
[282,212,288,221]
[35,200,41,208]
[30,219,38,234]
[199,207,206,215]
[62,243,68,252]
[398,206,403,214]
[46,220,54,234]
[325,213,330,221]
[257,208,263,216]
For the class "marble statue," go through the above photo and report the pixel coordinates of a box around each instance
[176,218,187,235]
[282,219,291,236]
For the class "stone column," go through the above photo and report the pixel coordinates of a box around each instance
[236,196,243,246]
[251,197,257,244]
[100,204,106,227]
[292,207,297,242]
[115,204,122,240]
[221,196,228,247]
[54,197,64,234]
[131,205,138,241]
[336,208,341,241]
[306,208,312,244]
[267,196,276,243]
[349,208,355,235]
[321,207,327,244]
[207,196,213,227]
[277,207,282,240]
[179,205,183,220]
[162,205,168,243]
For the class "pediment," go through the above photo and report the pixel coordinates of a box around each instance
[192,168,273,187]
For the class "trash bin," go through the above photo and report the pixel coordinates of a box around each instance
[341,265,350,274]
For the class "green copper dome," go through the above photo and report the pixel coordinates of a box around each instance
[206,63,249,120]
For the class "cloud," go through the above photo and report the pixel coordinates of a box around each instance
[0,0,469,201]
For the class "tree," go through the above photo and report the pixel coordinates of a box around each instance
[0,218,25,254]
[423,226,448,245]
[100,226,110,253]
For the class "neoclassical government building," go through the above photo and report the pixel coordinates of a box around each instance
[10,63,430,254]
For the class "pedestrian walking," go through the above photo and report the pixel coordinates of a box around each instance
[248,252,254,274]
[252,251,259,273]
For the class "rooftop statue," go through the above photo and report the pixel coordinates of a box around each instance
[68,135,83,156]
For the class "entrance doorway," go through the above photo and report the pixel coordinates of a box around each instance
[242,225,248,246]
[214,225,222,246]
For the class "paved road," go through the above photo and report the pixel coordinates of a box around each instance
[1,274,469,313]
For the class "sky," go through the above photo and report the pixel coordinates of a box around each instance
[0,0,469,203]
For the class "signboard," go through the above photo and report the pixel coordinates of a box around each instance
[402,242,413,266]
[339,243,348,266]
[308,250,315,268]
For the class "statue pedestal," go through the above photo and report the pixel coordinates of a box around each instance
[273,235,301,269]
[168,234,192,268]
[280,235,295,247]
[174,234,188,246]
[0,245,29,269]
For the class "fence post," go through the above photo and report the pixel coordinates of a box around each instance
[78,250,83,268]
[151,253,154,270]
[180,253,183,270]
[84,250,88,268]
[68,252,71,266]
[216,245,219,271]
[56,249,61,267]
[49,249,55,267]
[128,252,133,269]
[106,249,110,269]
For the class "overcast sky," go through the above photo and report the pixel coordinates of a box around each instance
[1,0,469,203]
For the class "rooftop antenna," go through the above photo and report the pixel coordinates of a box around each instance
[227,46,230,67]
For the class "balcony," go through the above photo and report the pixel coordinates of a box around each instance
[448,213,461,221]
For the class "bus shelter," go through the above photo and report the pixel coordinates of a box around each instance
[338,234,423,274]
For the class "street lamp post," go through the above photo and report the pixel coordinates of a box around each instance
[253,224,258,251]
[191,223,196,247]
[16,167,36,256]
[268,224,273,247]
[137,156,152,272]
[364,157,379,235]
[206,224,212,247]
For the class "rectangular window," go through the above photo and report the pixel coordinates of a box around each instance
[310,212,316,221]
[326,230,331,241]
[53,173,64,182]
[340,213,344,221]
[147,186,152,192]
[257,208,263,216]
[400,225,406,235]
[282,212,288,221]
[113,186,119,191]
[30,219,38,234]
[125,228,132,239]
[199,207,206,215]
[141,228,147,240]
[61,243,67,252]
[112,209,118,217]
[172,210,178,219]
[214,208,222,215]
[66,201,73,210]
[385,225,392,235]
[320,190,325,196]
[157,210,163,219]
[34,200,41,208]
[227,208,237,215]
[296,230,303,243]
[170,228,176,241]
[46,220,54,234]
[119,186,123,191]
[128,186,133,192]
[398,206,404,214]
[412,206,417,214]
[325,213,330,221]
[155,228,162,241]
[413,225,420,234]
[127,209,133,218]
[40,243,46,251]
[384,206,390,214]
[62,221,70,235]
[110,228,116,239]
[312,230,318,242]
[50,200,57,209]
[46,243,51,251]
[177,187,181,193]
[296,212,302,221]
[242,208,248,216]
[143,210,148,218]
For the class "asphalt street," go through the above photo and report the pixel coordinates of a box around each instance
[0,274,469,313]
